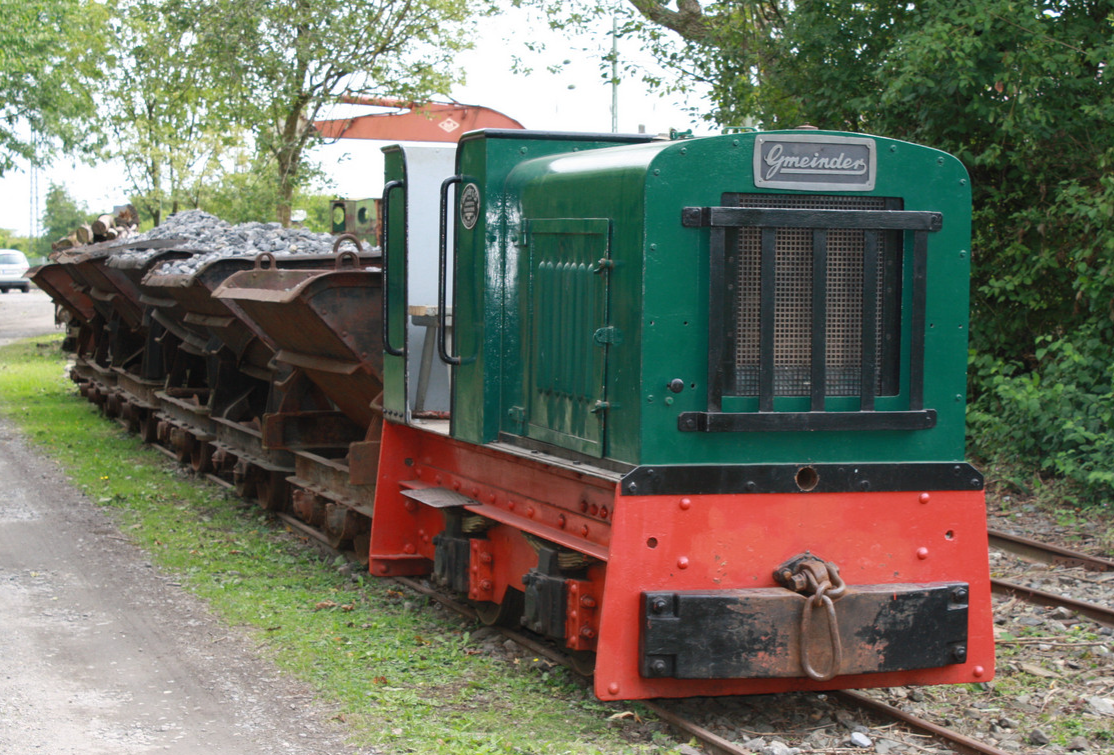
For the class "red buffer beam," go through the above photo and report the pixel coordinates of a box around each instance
[314,96,525,143]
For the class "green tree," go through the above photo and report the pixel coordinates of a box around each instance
[194,0,478,225]
[104,0,248,226]
[197,149,333,226]
[0,229,30,253]
[0,0,109,175]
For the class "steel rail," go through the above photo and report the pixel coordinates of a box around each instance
[834,690,1015,755]
[986,527,1114,626]
[198,476,1098,753]
[991,577,1114,627]
[640,702,752,755]
[988,529,1114,572]
[391,575,755,755]
[231,507,1009,755]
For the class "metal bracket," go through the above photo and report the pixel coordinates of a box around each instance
[593,326,622,346]
[522,547,568,639]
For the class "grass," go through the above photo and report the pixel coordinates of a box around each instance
[0,335,674,754]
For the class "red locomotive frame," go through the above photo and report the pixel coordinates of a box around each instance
[370,422,994,700]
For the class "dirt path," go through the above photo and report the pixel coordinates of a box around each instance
[0,288,60,347]
[0,417,374,754]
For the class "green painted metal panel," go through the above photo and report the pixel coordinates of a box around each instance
[380,147,408,423]
[502,140,664,461]
[524,217,611,456]
[636,132,972,465]
[450,131,653,446]
[496,130,973,467]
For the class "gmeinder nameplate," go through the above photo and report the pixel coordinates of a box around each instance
[754,134,876,191]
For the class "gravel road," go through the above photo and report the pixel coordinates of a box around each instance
[0,287,61,347]
[0,402,371,752]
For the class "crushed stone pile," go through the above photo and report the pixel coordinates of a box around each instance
[104,210,340,273]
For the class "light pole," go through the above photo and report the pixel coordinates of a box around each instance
[610,16,618,133]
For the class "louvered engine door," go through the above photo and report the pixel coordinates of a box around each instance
[523,218,612,457]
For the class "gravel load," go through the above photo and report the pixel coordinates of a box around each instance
[103,210,341,274]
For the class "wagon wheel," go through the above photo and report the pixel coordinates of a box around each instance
[124,402,141,434]
[473,588,525,628]
[324,503,371,550]
[568,650,597,677]
[138,410,159,444]
[254,469,289,512]
[232,459,257,499]
[352,530,371,563]
[173,431,194,464]
[323,503,352,549]
[190,440,214,474]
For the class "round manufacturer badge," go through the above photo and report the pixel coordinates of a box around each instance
[459,183,480,230]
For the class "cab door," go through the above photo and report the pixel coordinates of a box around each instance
[380,145,456,423]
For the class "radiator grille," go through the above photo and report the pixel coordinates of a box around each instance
[729,194,895,398]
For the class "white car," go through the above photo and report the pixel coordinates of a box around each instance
[0,249,30,293]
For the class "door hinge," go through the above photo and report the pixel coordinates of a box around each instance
[507,405,526,431]
[593,326,623,346]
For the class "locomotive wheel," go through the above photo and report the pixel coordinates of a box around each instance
[190,440,214,474]
[568,650,597,677]
[473,588,525,628]
[254,469,289,512]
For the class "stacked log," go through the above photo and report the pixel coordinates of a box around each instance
[51,204,139,253]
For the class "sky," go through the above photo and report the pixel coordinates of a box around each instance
[0,6,706,238]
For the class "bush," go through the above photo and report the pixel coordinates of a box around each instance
[969,326,1114,506]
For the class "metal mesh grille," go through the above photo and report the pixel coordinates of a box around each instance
[731,194,890,397]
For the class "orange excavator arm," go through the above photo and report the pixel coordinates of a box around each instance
[314,96,525,142]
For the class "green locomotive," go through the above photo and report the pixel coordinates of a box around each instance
[370,128,994,699]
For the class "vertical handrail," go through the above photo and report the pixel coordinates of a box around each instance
[381,179,404,357]
[438,175,463,366]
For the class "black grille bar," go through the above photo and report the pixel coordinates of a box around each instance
[679,409,937,432]
[909,230,928,411]
[707,227,728,412]
[810,229,827,412]
[682,207,943,232]
[860,230,879,411]
[759,228,777,412]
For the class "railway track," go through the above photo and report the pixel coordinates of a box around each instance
[136,435,1114,754]
[988,527,1114,627]
[271,501,1029,755]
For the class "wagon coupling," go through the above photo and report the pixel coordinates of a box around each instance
[774,554,846,681]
